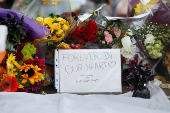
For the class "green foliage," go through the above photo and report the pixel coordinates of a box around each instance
[114,20,124,33]
[36,13,40,18]
[131,7,135,16]
[49,13,57,18]
[21,43,36,61]
[6,41,15,52]
[0,13,26,52]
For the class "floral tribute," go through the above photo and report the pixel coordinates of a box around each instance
[66,20,98,45]
[131,0,159,16]
[134,22,170,59]
[36,13,70,42]
[0,43,46,93]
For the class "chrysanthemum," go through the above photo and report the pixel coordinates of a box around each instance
[7,53,18,66]
[121,44,139,60]
[6,53,18,77]
[0,76,19,92]
[17,64,43,85]
[7,65,18,77]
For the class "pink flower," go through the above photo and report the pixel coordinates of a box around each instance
[107,27,111,31]
[105,34,113,44]
[102,41,105,44]
[104,31,109,36]
[114,28,121,38]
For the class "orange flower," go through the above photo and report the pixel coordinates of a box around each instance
[0,76,19,92]
[17,64,43,85]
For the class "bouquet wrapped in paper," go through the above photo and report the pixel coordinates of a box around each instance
[11,0,78,86]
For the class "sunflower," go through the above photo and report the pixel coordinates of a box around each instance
[17,64,43,85]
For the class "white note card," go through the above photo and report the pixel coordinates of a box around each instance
[55,49,121,93]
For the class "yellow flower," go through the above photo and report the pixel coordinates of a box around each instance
[134,3,147,15]
[57,1,61,4]
[56,17,64,22]
[36,17,44,25]
[44,17,55,23]
[7,53,18,77]
[147,0,159,9]
[44,20,54,33]
[17,64,43,85]
[65,21,70,26]
[134,0,159,15]
[53,23,61,30]
[148,0,159,5]
[7,53,18,66]
[55,29,64,37]
[62,24,70,31]
[57,42,70,49]
[59,19,67,25]
[7,65,18,77]
[19,84,24,89]
[51,34,65,42]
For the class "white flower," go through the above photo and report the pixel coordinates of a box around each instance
[121,44,139,60]
[144,34,155,45]
[121,36,131,52]
[121,36,139,60]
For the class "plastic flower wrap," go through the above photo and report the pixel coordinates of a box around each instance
[122,54,154,99]
[12,0,75,42]
[0,8,49,52]
[128,0,159,16]
[134,22,170,59]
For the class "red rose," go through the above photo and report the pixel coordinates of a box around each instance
[87,34,97,43]
[73,27,80,32]
[78,39,86,44]
[83,30,89,40]
[80,27,86,32]
[66,35,72,40]
[87,20,98,34]
[73,31,82,40]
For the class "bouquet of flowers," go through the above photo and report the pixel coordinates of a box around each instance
[0,43,46,93]
[128,0,159,16]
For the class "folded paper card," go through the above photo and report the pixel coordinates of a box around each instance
[55,49,121,93]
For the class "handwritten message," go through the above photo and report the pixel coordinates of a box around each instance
[56,49,121,93]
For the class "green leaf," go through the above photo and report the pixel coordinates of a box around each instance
[6,41,16,52]
[113,38,118,42]
[37,13,40,18]
[61,15,66,18]
[43,15,45,19]
[131,7,135,16]
[49,13,57,18]
[114,19,124,33]
[16,33,20,44]
[123,63,130,70]
[19,23,24,26]
[7,13,11,19]
[21,16,24,22]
